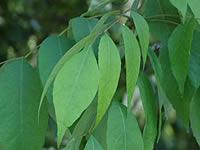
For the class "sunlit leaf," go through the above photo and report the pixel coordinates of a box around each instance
[96,34,121,127]
[53,46,99,146]
[169,0,187,18]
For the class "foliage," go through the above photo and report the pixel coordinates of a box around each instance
[0,0,200,149]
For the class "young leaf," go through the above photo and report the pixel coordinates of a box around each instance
[190,88,200,145]
[169,0,187,18]
[0,58,48,150]
[53,46,99,146]
[96,34,121,126]
[70,17,98,42]
[131,11,149,66]
[84,135,103,150]
[138,73,157,150]
[188,0,200,24]
[122,25,141,108]
[168,19,196,93]
[38,35,74,119]
[107,102,144,150]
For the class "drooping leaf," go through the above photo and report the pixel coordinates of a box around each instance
[189,30,200,88]
[122,25,141,108]
[168,19,196,93]
[143,0,179,47]
[190,88,200,145]
[188,0,200,24]
[131,11,149,66]
[38,35,74,119]
[84,135,103,150]
[138,73,157,150]
[107,102,144,150]
[159,47,190,126]
[70,17,98,42]
[96,34,121,126]
[39,12,115,112]
[0,58,48,150]
[53,46,99,146]
[169,0,187,18]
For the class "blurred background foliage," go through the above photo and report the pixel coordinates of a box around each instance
[0,0,199,149]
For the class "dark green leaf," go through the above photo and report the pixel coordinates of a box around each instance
[169,0,187,18]
[0,58,48,150]
[190,88,200,145]
[138,73,157,150]
[53,46,99,146]
[168,19,196,93]
[38,35,74,119]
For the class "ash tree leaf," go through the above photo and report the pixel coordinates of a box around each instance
[169,0,188,18]
[131,11,149,66]
[138,73,158,150]
[107,102,144,150]
[38,35,74,119]
[122,25,141,108]
[39,13,112,110]
[95,34,121,127]
[190,88,200,145]
[189,30,200,88]
[168,19,196,94]
[84,135,103,150]
[188,0,200,24]
[53,46,99,147]
[70,17,98,42]
[0,58,48,150]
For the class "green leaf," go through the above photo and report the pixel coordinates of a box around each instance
[96,34,121,126]
[63,138,82,150]
[189,30,200,88]
[169,0,187,18]
[84,135,103,150]
[159,47,190,126]
[0,58,48,150]
[38,35,74,119]
[188,0,200,24]
[53,46,99,146]
[143,0,178,47]
[190,88,200,145]
[107,102,144,150]
[138,73,157,150]
[131,11,149,66]
[39,12,114,113]
[70,17,98,42]
[168,19,196,93]
[122,25,141,108]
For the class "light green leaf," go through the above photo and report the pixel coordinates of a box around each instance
[84,135,103,150]
[0,58,48,150]
[96,34,121,126]
[188,0,200,24]
[122,25,141,108]
[38,35,74,119]
[168,19,196,93]
[138,73,157,150]
[107,102,144,150]
[70,17,98,42]
[53,46,99,146]
[190,88,200,145]
[131,11,149,66]
[169,0,187,18]
[39,12,114,114]
[189,30,200,88]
